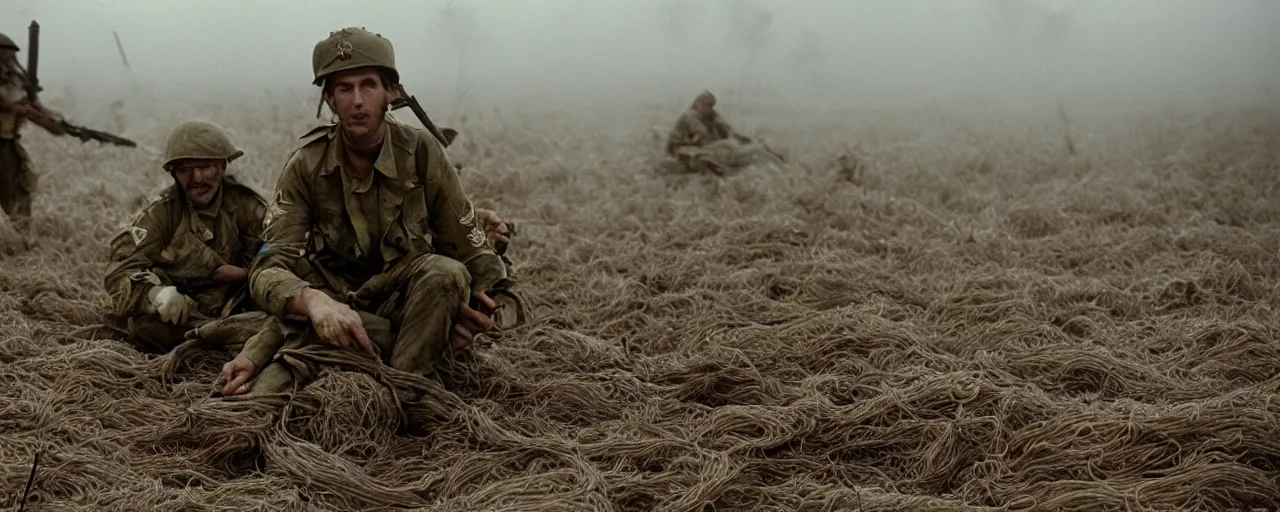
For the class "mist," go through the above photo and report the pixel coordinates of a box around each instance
[4,0,1278,112]
[6,4,1280,511]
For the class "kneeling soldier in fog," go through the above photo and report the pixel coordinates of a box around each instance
[665,90,781,175]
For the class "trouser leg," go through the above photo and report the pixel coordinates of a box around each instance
[0,139,35,222]
[382,254,471,375]
[680,152,722,176]
[252,254,469,392]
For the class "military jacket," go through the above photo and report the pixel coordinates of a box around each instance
[666,108,734,155]
[0,60,27,139]
[250,119,506,317]
[104,178,268,318]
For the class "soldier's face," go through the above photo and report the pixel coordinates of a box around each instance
[696,98,716,114]
[171,159,224,207]
[327,69,390,140]
[0,50,14,63]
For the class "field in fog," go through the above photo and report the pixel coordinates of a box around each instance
[1,88,1278,511]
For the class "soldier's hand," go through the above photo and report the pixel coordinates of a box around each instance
[149,285,191,325]
[452,291,497,349]
[10,103,33,118]
[307,292,374,356]
[210,265,248,284]
[475,208,513,253]
[733,133,752,144]
[475,208,511,237]
[219,355,256,396]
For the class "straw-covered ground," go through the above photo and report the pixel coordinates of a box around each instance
[1,90,1278,511]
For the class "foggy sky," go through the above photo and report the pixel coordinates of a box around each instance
[4,0,1278,110]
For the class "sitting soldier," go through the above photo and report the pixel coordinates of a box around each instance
[103,120,271,354]
[215,27,529,397]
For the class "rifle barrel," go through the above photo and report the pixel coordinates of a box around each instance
[26,21,39,94]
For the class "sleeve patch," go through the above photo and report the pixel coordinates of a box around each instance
[466,224,487,248]
[264,190,289,226]
[129,227,148,245]
[459,202,475,226]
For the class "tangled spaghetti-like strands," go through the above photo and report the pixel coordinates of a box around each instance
[2,92,1279,511]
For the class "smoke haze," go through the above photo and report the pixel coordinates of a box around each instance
[4,0,1277,111]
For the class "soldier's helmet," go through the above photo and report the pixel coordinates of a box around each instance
[161,121,244,171]
[312,27,398,87]
[0,33,19,52]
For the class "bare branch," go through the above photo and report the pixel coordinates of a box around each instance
[437,0,486,119]
[724,0,775,93]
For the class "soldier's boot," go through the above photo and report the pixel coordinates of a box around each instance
[387,254,471,375]
[0,195,31,230]
[485,278,528,332]
[184,311,274,354]
[245,361,296,396]
[125,315,201,354]
[9,189,31,221]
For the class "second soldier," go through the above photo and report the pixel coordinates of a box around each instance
[104,120,269,353]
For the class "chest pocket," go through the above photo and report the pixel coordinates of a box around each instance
[161,217,228,278]
[308,196,346,255]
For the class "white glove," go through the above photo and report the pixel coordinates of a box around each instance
[148,286,190,325]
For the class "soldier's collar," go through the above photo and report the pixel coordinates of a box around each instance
[323,123,398,180]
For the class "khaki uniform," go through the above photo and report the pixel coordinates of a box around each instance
[665,108,781,175]
[0,59,36,221]
[104,177,270,353]
[666,108,734,156]
[249,118,508,380]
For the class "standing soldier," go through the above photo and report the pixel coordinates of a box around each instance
[103,120,272,355]
[665,90,781,175]
[0,31,63,229]
[224,27,523,396]
[1,25,136,232]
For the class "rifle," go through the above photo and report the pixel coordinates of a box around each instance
[389,84,453,148]
[25,21,38,100]
[17,21,137,148]
[60,122,138,147]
